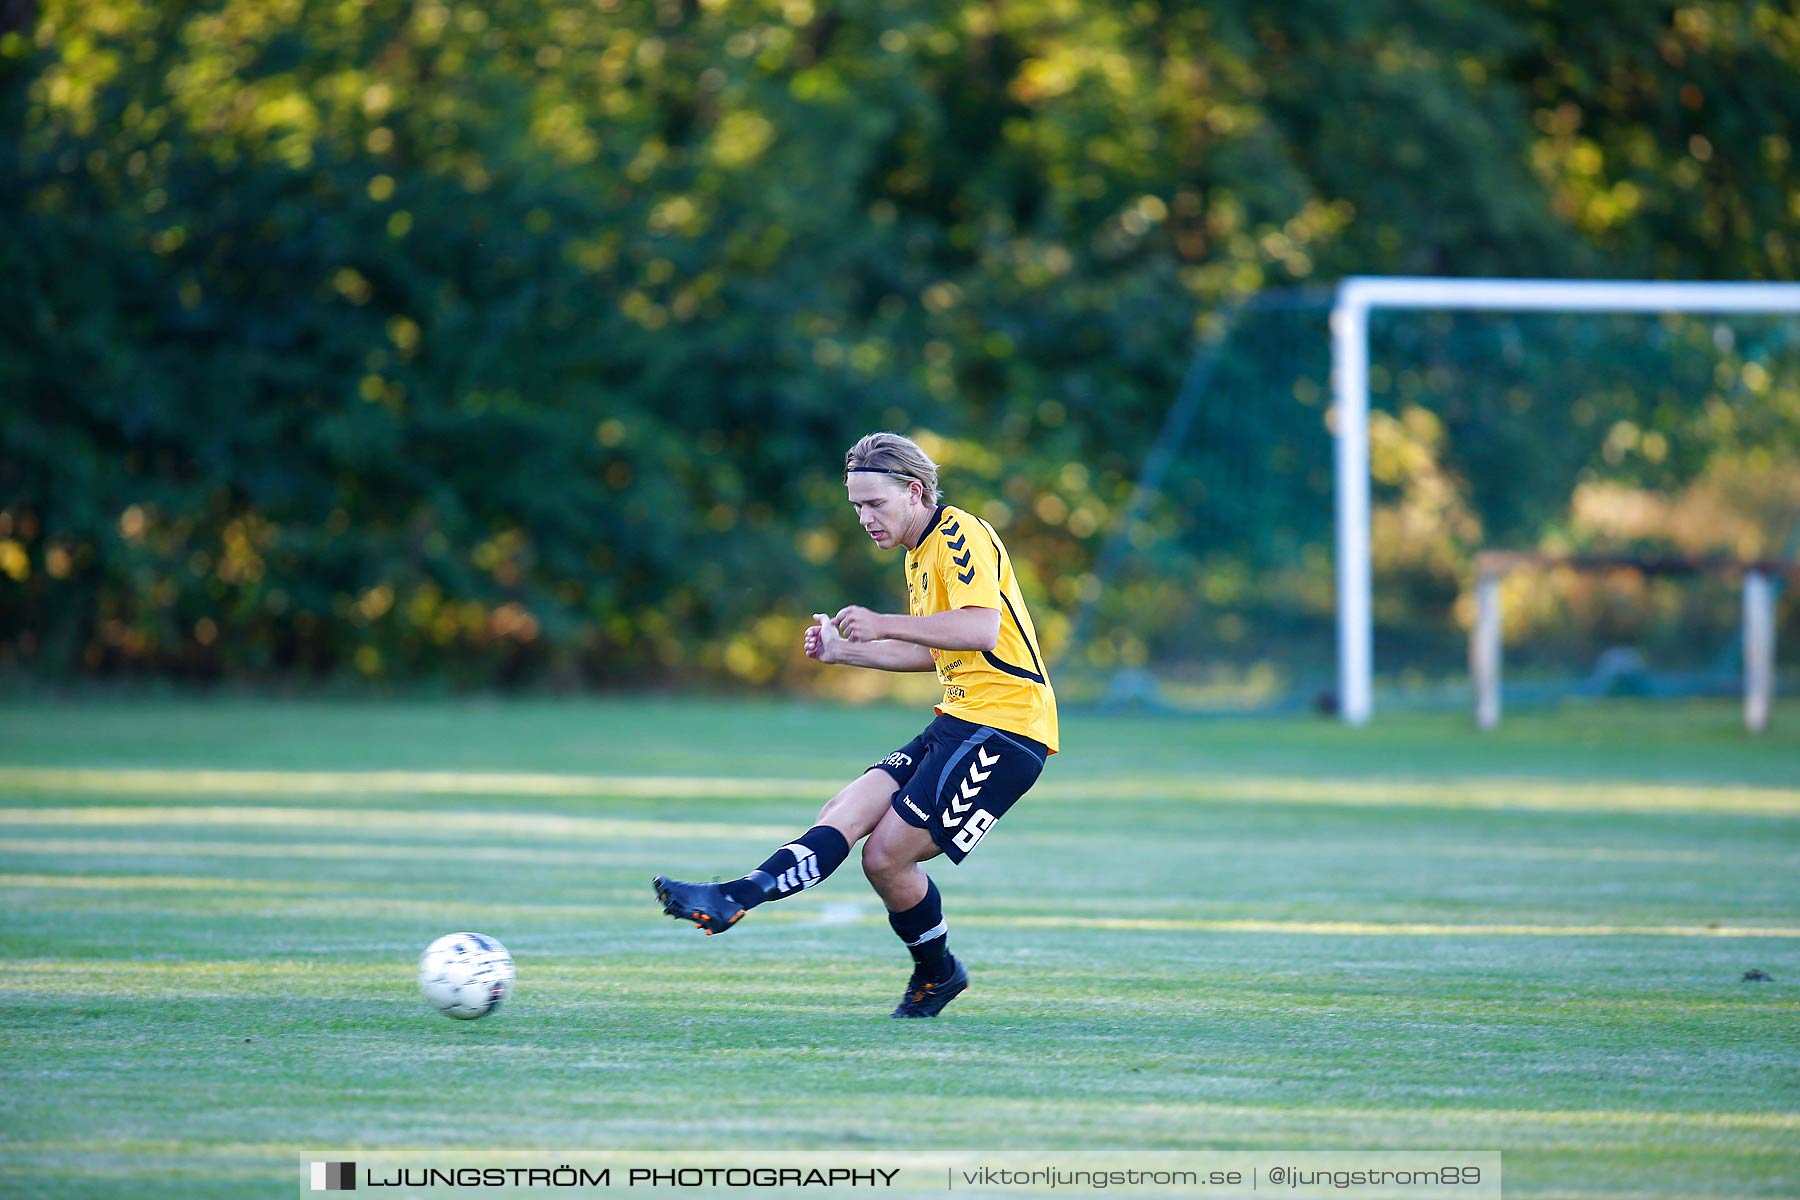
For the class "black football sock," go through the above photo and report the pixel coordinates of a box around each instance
[888,876,950,981]
[719,825,850,910]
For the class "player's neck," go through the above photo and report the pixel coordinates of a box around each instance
[900,504,932,551]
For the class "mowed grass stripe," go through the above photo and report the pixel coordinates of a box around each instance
[959,914,1800,938]
[15,957,1794,1029]
[0,767,824,799]
[6,1099,1797,1146]
[4,765,1798,815]
[4,874,1795,938]
[0,836,645,864]
[0,805,791,842]
[7,835,1789,868]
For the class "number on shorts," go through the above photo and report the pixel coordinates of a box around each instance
[951,808,995,853]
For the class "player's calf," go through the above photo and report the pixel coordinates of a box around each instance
[884,875,966,1016]
[652,825,851,934]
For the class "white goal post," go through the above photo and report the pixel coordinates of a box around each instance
[1331,277,1800,725]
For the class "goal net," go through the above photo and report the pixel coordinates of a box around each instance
[1057,280,1800,720]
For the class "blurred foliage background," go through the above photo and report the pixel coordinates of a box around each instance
[2,0,1797,697]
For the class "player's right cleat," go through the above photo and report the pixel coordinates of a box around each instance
[890,955,970,1018]
[653,875,746,936]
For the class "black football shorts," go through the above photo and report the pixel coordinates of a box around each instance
[869,713,1048,863]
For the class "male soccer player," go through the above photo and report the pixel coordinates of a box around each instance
[653,432,1059,1017]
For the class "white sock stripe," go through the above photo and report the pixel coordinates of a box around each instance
[906,919,948,947]
[775,864,829,894]
[773,841,827,893]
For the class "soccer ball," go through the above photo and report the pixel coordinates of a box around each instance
[418,932,515,1020]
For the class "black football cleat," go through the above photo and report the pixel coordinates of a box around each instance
[653,875,746,936]
[890,955,970,1018]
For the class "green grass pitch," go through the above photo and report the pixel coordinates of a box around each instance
[2,697,1796,1197]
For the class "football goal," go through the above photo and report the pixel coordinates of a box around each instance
[1331,277,1800,725]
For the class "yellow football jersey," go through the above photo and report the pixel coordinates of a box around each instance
[904,505,1059,753]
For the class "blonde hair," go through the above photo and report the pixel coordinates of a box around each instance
[844,432,940,504]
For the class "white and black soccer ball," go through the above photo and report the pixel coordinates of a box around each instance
[418,932,515,1020]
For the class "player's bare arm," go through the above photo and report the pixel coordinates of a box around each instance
[805,613,936,671]
[833,604,1000,652]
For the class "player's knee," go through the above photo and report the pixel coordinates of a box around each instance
[860,837,902,882]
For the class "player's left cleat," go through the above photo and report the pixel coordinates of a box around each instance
[653,875,746,935]
[890,955,970,1018]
